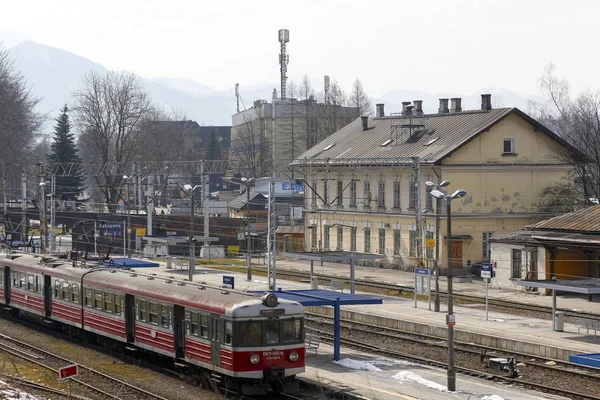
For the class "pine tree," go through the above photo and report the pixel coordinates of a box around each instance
[47,105,85,201]
[204,128,222,160]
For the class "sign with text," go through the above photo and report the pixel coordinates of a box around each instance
[58,364,79,380]
[481,263,493,279]
[414,268,431,310]
[426,239,436,248]
[223,275,235,289]
[136,227,146,237]
[282,183,304,192]
[97,222,123,238]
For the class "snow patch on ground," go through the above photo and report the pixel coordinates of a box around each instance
[391,371,448,392]
[369,358,416,367]
[333,358,382,372]
[0,380,40,400]
[481,396,505,400]
[252,280,268,284]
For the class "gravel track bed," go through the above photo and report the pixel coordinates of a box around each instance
[307,317,600,398]
[0,317,222,400]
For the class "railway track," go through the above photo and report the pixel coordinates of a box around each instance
[306,313,600,400]
[248,265,600,320]
[0,332,169,400]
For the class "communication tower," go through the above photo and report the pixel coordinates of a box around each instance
[278,29,290,99]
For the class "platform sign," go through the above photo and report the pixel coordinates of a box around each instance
[426,239,436,248]
[481,263,493,279]
[414,268,431,310]
[58,364,78,380]
[223,275,235,289]
[97,222,123,238]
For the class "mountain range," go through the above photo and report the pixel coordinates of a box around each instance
[5,39,539,132]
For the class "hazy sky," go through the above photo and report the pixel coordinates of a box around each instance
[1,0,598,97]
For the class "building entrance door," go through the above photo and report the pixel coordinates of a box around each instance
[450,241,463,268]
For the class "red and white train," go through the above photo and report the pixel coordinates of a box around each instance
[0,253,305,395]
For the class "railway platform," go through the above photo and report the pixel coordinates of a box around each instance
[302,341,566,400]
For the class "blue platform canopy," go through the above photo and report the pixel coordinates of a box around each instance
[267,289,383,361]
[104,258,160,268]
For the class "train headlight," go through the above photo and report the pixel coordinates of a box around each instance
[261,293,279,307]
[289,351,299,362]
[250,354,260,365]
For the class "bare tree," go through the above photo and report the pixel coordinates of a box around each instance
[313,79,356,143]
[72,71,153,212]
[531,64,600,206]
[349,78,372,117]
[231,108,272,178]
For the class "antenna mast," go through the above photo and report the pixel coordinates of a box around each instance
[235,83,240,113]
[324,75,330,104]
[278,29,289,100]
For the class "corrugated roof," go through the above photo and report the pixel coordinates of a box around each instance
[228,192,267,210]
[291,107,578,168]
[527,205,600,233]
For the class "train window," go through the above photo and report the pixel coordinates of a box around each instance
[94,291,103,310]
[224,321,232,345]
[72,283,79,303]
[0,267,2,285]
[265,320,279,345]
[238,321,263,346]
[85,289,93,307]
[160,306,170,329]
[27,274,35,292]
[12,272,17,287]
[54,280,61,298]
[282,318,303,344]
[190,313,199,336]
[61,281,70,300]
[104,292,113,313]
[138,300,147,321]
[200,315,209,338]
[113,294,121,315]
[149,303,158,325]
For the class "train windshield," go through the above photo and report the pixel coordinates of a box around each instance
[236,317,304,347]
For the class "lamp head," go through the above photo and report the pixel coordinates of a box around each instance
[183,184,193,191]
[430,189,445,199]
[451,189,467,199]
[439,180,451,187]
[122,175,129,180]
[425,181,435,187]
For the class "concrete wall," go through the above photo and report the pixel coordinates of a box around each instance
[491,242,547,290]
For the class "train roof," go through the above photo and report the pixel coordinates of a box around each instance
[0,253,303,317]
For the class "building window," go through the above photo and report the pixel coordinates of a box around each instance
[323,180,329,205]
[409,229,417,257]
[311,180,317,205]
[378,228,386,254]
[364,227,371,252]
[311,224,317,248]
[363,180,371,208]
[378,181,385,208]
[511,249,522,279]
[409,178,417,209]
[393,229,401,255]
[426,184,433,211]
[337,226,343,250]
[503,138,515,154]
[349,180,357,207]
[337,180,343,207]
[350,227,357,251]
[482,232,493,259]
[393,182,401,209]
[324,225,330,249]
[426,231,434,259]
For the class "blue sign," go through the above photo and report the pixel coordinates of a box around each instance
[223,276,235,289]
[282,183,304,191]
[97,222,123,238]
[415,268,429,275]
[481,263,493,279]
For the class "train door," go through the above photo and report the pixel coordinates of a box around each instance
[4,267,10,304]
[210,314,221,368]
[125,294,135,343]
[43,275,51,318]
[173,305,185,359]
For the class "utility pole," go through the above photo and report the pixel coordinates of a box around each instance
[147,176,154,236]
[50,175,56,252]
[267,180,277,289]
[188,188,196,282]
[413,157,423,268]
[21,171,27,244]
[434,195,442,311]
[246,183,252,281]
[202,161,210,260]
[446,197,456,391]
[39,165,47,253]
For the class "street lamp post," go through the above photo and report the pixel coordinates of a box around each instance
[123,175,135,257]
[425,180,451,313]
[242,177,255,281]
[430,188,466,393]
[184,184,201,282]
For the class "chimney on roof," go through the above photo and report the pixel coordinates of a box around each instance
[402,101,412,115]
[438,98,449,114]
[413,100,423,115]
[481,93,492,111]
[272,89,278,100]
[361,115,369,131]
[376,103,385,118]
[450,98,462,113]
[406,105,414,116]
